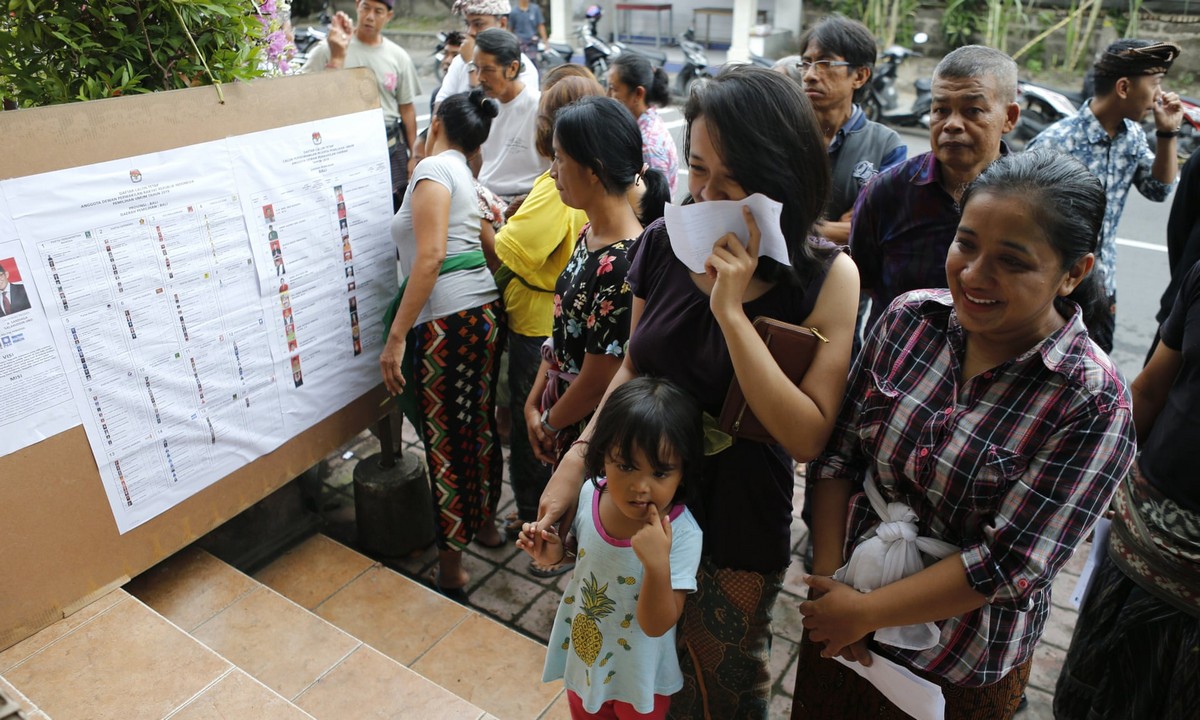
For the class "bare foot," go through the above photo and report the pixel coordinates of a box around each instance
[475,521,504,548]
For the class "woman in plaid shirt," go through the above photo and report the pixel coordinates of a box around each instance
[793,150,1137,718]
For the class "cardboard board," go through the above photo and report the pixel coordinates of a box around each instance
[0,70,390,649]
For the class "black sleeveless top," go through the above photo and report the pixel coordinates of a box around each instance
[627,219,840,573]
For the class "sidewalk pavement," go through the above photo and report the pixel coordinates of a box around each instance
[311,420,1085,719]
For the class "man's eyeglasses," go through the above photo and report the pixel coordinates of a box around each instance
[466,62,502,76]
[797,60,855,73]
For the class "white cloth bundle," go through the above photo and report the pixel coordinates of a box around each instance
[833,472,959,650]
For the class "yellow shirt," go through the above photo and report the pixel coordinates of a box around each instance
[495,170,588,337]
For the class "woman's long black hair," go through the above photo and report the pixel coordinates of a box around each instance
[683,66,834,287]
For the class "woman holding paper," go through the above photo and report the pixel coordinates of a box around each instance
[529,66,860,718]
[381,89,505,601]
[793,150,1136,718]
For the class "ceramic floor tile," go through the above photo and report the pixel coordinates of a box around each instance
[0,674,41,716]
[537,691,572,720]
[254,535,374,610]
[125,547,258,632]
[191,586,359,701]
[295,645,485,720]
[314,566,470,665]
[412,613,561,720]
[5,596,230,720]
[168,669,315,720]
[0,588,128,673]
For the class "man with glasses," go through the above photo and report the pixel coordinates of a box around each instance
[301,0,421,209]
[777,15,905,246]
[435,0,538,111]
[850,45,1019,333]
[473,28,547,201]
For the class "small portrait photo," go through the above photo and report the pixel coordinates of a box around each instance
[345,266,354,278]
[0,258,33,318]
[291,356,304,388]
[262,204,276,224]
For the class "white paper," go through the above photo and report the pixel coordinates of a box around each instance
[662,193,791,274]
[227,108,397,438]
[1071,518,1111,609]
[0,199,82,456]
[4,140,288,531]
[834,652,946,720]
[0,109,396,533]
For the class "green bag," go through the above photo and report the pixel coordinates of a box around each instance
[381,250,487,428]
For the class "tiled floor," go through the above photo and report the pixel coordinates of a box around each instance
[312,418,1085,720]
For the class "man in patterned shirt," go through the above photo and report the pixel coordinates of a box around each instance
[1028,40,1183,353]
[850,45,1019,334]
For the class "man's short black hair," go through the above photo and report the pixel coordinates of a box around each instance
[798,14,878,70]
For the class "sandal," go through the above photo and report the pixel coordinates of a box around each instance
[529,558,575,578]
[426,569,470,604]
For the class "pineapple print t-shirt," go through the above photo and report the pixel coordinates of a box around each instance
[542,479,702,714]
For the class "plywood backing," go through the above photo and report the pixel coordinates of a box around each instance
[0,70,390,649]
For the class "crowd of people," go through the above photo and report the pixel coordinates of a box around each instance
[304,2,1198,718]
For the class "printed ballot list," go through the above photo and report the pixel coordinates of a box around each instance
[1,109,397,533]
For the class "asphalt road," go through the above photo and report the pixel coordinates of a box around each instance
[412,94,1174,380]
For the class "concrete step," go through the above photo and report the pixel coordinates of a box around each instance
[0,587,314,720]
[250,534,568,719]
[0,533,569,719]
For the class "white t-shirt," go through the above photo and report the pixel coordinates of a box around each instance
[391,151,499,325]
[435,52,539,104]
[478,82,548,198]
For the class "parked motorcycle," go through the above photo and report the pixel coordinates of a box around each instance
[292,9,332,71]
[532,38,575,71]
[577,5,667,86]
[1009,80,1080,142]
[862,32,928,124]
[674,28,715,98]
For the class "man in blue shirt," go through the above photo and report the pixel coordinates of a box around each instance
[508,0,546,59]
[1028,40,1183,352]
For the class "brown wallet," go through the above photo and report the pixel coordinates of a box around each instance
[717,317,828,445]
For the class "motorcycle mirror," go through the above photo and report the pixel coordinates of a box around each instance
[913,32,929,44]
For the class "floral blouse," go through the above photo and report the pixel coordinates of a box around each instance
[638,106,679,195]
[552,227,636,376]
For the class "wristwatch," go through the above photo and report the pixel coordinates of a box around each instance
[540,408,561,435]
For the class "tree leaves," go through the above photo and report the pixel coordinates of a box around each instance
[1,0,290,107]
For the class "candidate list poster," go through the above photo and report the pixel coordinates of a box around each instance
[2,141,286,532]
[228,108,397,438]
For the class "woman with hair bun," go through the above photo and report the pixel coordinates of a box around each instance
[381,88,506,602]
[607,54,679,194]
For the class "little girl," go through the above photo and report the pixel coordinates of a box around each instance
[518,376,704,719]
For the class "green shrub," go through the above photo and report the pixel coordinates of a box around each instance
[0,0,293,108]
